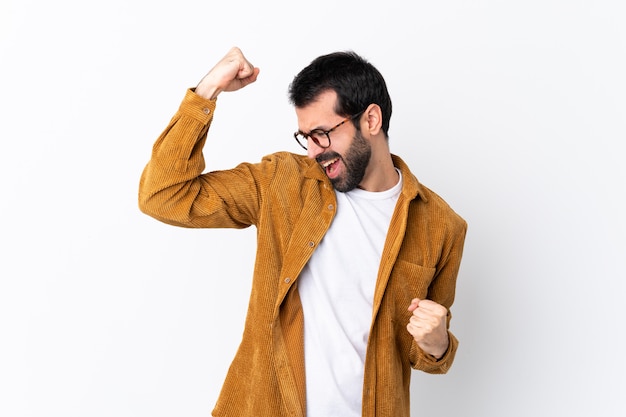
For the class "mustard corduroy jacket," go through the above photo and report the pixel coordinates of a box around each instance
[139,89,468,417]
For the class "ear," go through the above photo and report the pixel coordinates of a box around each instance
[362,103,383,137]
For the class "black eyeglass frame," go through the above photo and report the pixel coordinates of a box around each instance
[293,110,365,150]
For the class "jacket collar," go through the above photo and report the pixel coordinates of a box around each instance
[303,156,328,182]
[392,154,428,203]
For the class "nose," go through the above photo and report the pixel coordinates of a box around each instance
[307,139,326,159]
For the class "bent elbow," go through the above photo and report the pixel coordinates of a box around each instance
[138,191,163,220]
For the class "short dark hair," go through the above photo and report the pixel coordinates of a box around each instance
[288,51,392,137]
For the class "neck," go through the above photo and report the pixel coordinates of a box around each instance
[358,153,398,192]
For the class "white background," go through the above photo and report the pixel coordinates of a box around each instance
[1,1,625,416]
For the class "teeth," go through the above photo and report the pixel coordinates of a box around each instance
[321,158,339,168]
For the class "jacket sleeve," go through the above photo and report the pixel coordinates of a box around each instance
[138,89,270,229]
[410,212,468,373]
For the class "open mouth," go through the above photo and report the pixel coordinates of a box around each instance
[320,157,341,177]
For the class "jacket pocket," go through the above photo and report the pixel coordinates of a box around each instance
[384,260,437,354]
[390,260,436,309]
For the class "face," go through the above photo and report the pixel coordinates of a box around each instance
[315,130,371,192]
[295,91,372,193]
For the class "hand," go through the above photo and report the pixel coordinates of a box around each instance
[406,298,449,359]
[195,47,260,100]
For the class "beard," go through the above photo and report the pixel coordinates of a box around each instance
[316,131,372,193]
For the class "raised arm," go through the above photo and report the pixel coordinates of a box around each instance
[138,47,263,229]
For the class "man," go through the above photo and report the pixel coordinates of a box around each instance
[139,46,467,417]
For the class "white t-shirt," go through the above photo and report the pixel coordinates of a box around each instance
[298,170,402,417]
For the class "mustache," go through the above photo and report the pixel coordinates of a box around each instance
[316,151,342,165]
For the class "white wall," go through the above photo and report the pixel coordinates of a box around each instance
[1,1,624,416]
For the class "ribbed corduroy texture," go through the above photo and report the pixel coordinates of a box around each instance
[139,89,468,417]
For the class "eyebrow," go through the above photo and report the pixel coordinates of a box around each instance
[301,117,344,133]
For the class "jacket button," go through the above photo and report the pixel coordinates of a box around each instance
[284,278,291,284]
[327,204,334,210]
[308,241,315,247]
[202,107,211,114]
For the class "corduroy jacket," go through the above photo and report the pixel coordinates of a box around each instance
[139,89,467,417]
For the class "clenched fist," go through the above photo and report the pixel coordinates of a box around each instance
[406,298,449,359]
[195,47,260,100]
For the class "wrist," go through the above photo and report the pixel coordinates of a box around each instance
[195,81,221,100]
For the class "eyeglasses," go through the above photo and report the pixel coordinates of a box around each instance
[293,111,364,150]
